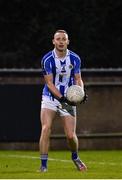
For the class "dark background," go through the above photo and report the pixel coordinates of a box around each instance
[0,0,122,69]
[0,84,41,142]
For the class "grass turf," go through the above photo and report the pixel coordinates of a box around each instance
[0,150,122,179]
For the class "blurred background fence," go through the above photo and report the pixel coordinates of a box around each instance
[0,68,122,150]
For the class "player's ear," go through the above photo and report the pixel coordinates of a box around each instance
[67,39,70,45]
[52,39,55,45]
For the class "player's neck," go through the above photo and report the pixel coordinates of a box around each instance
[55,49,67,58]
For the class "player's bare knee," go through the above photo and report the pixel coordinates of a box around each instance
[67,132,75,140]
[42,125,51,135]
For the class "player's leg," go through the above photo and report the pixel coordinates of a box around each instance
[61,114,87,171]
[39,108,56,172]
[61,115,78,151]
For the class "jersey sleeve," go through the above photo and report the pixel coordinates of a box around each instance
[41,58,52,75]
[74,57,81,74]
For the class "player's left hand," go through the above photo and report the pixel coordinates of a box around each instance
[80,91,88,104]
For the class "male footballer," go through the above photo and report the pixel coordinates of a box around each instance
[39,29,87,172]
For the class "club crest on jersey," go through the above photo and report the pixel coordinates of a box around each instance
[69,64,73,69]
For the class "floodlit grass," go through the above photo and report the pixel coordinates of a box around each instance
[0,150,122,179]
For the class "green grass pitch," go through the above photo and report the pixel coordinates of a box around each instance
[0,150,122,179]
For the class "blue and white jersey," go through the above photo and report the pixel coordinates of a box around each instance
[41,49,82,100]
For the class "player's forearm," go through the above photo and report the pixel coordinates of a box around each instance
[74,74,84,89]
[75,79,84,90]
[75,78,84,89]
[47,82,62,99]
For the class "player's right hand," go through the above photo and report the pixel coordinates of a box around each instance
[59,96,76,106]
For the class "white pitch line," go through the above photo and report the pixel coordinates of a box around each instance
[3,154,72,163]
[0,154,121,165]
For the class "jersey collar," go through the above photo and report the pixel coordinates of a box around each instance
[52,48,70,59]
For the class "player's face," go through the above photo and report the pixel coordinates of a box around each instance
[52,32,69,52]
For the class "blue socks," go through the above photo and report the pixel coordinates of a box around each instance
[40,152,78,168]
[72,151,78,160]
[40,154,48,168]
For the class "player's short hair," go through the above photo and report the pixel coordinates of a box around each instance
[53,29,68,38]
